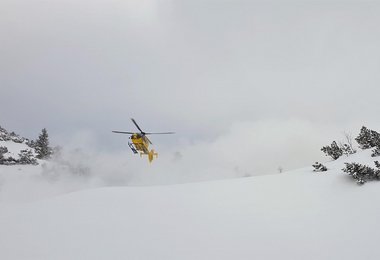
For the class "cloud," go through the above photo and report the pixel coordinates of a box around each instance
[2,0,380,145]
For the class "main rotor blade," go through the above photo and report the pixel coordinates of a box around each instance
[112,131,135,134]
[146,136,153,145]
[131,118,144,133]
[145,132,175,135]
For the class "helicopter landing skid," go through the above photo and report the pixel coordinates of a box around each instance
[128,142,138,154]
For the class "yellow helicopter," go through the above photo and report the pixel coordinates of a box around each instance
[112,118,174,163]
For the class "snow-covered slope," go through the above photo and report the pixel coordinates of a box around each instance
[0,126,39,164]
[1,151,380,260]
[0,140,35,161]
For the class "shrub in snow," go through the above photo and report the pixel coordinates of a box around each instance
[0,127,11,141]
[342,162,380,185]
[18,149,38,165]
[35,128,53,159]
[312,162,327,172]
[8,132,23,143]
[356,179,365,185]
[321,141,343,160]
[0,146,8,164]
[27,139,36,149]
[0,146,8,155]
[341,132,357,155]
[375,161,380,169]
[355,126,380,150]
[0,127,28,143]
[0,157,17,165]
[340,143,356,156]
[12,136,24,143]
[371,146,380,157]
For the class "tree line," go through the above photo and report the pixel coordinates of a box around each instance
[0,127,53,165]
[313,126,380,185]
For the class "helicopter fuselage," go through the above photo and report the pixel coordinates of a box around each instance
[130,133,150,154]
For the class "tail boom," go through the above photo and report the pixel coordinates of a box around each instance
[140,149,158,163]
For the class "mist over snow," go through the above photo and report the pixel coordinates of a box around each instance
[0,118,354,202]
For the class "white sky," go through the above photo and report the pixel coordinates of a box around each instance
[1,0,380,175]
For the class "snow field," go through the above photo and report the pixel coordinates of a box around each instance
[1,150,380,260]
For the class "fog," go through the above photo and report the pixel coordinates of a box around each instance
[1,0,380,186]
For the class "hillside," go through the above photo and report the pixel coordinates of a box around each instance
[0,126,40,165]
[1,150,380,260]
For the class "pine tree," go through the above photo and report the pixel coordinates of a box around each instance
[0,146,8,154]
[321,141,343,160]
[27,139,36,148]
[372,146,380,157]
[18,149,38,165]
[340,143,355,156]
[355,126,380,149]
[35,128,52,159]
[342,162,380,184]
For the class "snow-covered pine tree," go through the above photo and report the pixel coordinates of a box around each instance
[0,150,4,162]
[321,141,343,160]
[373,161,380,179]
[18,149,38,165]
[340,143,355,156]
[0,146,7,164]
[27,139,36,149]
[0,126,10,141]
[35,128,52,159]
[312,162,327,172]
[355,126,380,149]
[355,126,371,149]
[0,146,8,154]
[342,162,380,184]
[371,146,380,157]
